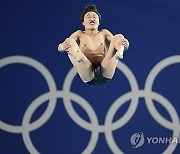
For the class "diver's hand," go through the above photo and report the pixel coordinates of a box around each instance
[61,39,72,51]
[122,38,129,50]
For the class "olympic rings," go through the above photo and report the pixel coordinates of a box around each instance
[0,55,180,154]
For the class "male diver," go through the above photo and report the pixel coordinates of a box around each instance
[58,4,129,85]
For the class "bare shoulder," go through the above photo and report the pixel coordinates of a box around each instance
[101,29,113,35]
[69,30,83,40]
[74,30,83,35]
[101,29,113,41]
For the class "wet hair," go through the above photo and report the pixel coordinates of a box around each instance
[80,4,102,23]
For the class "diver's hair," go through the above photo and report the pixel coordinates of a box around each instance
[80,4,101,23]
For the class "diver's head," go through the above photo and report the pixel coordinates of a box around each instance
[80,4,101,30]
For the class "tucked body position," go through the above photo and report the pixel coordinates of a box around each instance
[58,4,129,85]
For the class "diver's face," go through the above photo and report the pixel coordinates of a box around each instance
[82,12,100,30]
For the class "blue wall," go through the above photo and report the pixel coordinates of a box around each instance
[0,0,180,153]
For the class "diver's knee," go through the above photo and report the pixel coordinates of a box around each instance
[114,34,124,42]
[65,38,77,45]
[110,34,124,46]
[114,34,124,39]
[112,34,125,48]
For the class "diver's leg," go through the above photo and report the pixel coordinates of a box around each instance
[62,38,95,82]
[101,34,125,79]
[63,38,87,62]
[68,55,95,82]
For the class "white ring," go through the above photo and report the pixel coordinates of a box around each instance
[0,56,57,133]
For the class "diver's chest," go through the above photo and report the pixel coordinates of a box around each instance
[80,36,105,50]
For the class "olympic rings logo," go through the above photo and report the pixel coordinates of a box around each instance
[0,55,180,154]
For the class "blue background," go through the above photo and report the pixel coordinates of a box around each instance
[0,0,180,153]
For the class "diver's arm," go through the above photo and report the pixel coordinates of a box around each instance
[58,30,82,52]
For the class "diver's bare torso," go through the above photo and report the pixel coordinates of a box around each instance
[76,29,109,65]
